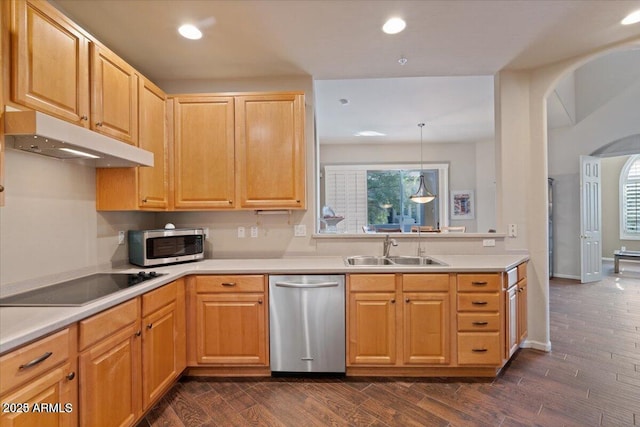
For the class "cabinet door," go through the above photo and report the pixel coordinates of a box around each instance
[137,77,168,209]
[348,292,397,365]
[517,279,528,343]
[195,293,267,365]
[90,43,138,145]
[12,0,89,126]
[403,292,450,365]
[142,302,177,410]
[235,93,305,209]
[79,323,141,427]
[172,96,235,209]
[506,285,518,358]
[0,363,76,427]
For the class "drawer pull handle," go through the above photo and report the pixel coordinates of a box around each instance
[221,282,237,286]
[472,281,488,286]
[472,301,488,305]
[472,348,488,353]
[66,371,76,381]
[19,352,53,370]
[472,321,489,326]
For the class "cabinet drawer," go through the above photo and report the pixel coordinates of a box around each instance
[79,298,140,351]
[457,332,501,365]
[457,274,501,292]
[349,274,396,292]
[457,313,500,331]
[457,293,500,312]
[0,328,71,395]
[518,262,527,281]
[402,274,450,292]
[142,281,177,317]
[195,275,265,293]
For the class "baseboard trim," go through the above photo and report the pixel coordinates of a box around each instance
[521,339,551,352]
[551,273,580,280]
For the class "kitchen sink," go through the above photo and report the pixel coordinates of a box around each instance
[386,256,445,265]
[345,255,446,267]
[345,256,394,266]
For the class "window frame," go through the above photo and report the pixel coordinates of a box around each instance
[620,154,640,240]
[322,163,449,234]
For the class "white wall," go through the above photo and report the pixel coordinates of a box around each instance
[0,149,154,287]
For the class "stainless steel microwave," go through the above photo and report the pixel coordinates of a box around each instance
[128,228,205,267]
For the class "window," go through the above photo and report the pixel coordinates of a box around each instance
[322,164,448,233]
[620,155,640,240]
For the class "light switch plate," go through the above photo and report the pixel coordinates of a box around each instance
[237,226,246,238]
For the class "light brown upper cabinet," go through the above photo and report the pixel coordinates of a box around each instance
[11,0,90,127]
[90,42,138,145]
[171,95,236,209]
[96,77,168,210]
[235,93,306,209]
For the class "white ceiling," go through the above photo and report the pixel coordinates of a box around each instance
[52,0,640,144]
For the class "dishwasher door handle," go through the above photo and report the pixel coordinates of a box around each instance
[274,281,340,288]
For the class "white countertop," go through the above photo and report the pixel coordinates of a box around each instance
[0,254,528,354]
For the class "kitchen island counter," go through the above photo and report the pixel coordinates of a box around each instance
[0,254,528,354]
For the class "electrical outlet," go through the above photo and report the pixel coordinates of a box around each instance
[508,224,517,237]
[483,239,496,247]
[237,226,246,238]
[118,231,126,245]
[294,224,306,237]
[250,226,258,238]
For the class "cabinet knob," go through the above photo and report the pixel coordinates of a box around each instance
[66,372,76,381]
[81,115,88,121]
[147,323,153,329]
[135,330,141,337]
[258,299,263,304]
[405,298,410,303]
[0,184,4,193]
[390,299,396,304]
[142,198,148,203]
[228,200,233,204]
[96,122,103,127]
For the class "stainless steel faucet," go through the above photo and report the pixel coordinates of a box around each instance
[383,234,398,257]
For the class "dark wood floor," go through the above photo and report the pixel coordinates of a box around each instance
[138,262,640,426]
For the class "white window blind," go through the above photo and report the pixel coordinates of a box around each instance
[624,158,640,233]
[324,166,368,233]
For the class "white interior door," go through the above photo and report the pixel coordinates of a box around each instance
[580,155,602,283]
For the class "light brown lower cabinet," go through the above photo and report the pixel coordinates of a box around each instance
[0,327,78,427]
[347,273,453,369]
[78,279,185,427]
[188,275,269,368]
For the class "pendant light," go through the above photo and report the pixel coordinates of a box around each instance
[410,122,436,203]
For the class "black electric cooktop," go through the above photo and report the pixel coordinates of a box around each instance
[0,272,165,307]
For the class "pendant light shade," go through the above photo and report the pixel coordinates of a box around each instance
[410,123,436,204]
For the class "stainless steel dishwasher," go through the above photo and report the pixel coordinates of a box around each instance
[269,275,345,374]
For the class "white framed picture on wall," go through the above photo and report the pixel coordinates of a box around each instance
[451,190,475,220]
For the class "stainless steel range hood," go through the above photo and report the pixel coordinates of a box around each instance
[4,110,154,167]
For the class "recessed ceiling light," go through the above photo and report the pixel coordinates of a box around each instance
[622,10,640,25]
[178,24,203,40]
[355,131,386,137]
[382,17,406,34]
